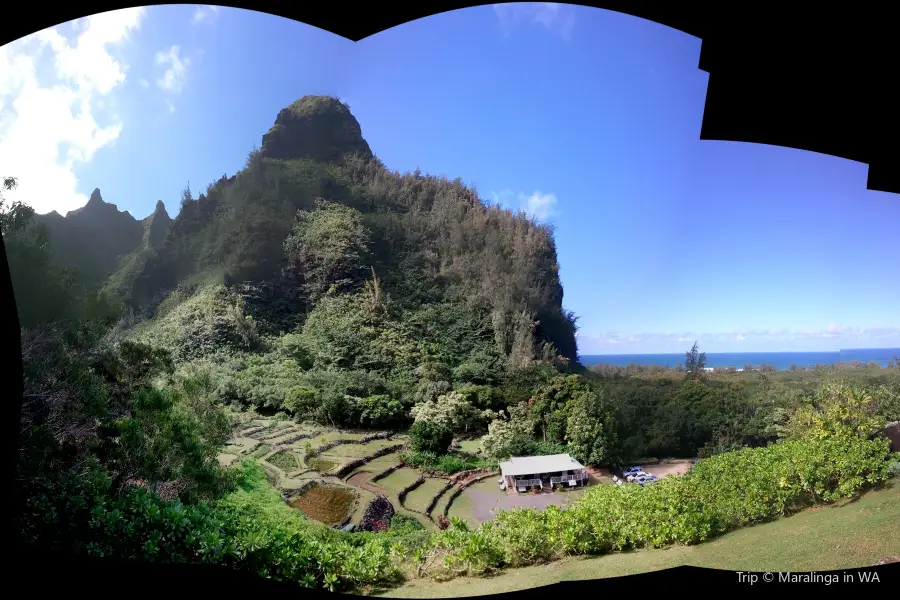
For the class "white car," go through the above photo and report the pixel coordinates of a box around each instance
[498,478,507,491]
[626,471,650,482]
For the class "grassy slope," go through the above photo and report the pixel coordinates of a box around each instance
[381,478,900,598]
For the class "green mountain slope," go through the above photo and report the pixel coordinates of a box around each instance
[101,199,173,301]
[120,95,578,367]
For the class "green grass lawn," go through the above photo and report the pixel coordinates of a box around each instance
[457,439,482,454]
[403,478,449,513]
[378,468,422,492]
[382,478,900,598]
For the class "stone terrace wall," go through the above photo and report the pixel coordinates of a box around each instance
[335,443,405,479]
[397,476,426,505]
[424,480,454,520]
[303,431,394,461]
[371,462,405,483]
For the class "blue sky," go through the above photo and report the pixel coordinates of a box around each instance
[1,4,898,354]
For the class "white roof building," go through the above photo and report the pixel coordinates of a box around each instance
[499,454,585,478]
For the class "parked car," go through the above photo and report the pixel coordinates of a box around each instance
[498,478,507,491]
[626,470,650,482]
[622,466,643,475]
[635,475,658,486]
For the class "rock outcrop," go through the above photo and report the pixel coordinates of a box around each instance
[260,95,373,163]
[142,200,172,248]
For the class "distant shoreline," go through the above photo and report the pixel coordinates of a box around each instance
[579,348,900,371]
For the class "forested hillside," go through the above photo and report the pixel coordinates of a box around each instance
[121,96,577,368]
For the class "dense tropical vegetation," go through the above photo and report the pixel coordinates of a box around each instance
[4,96,899,592]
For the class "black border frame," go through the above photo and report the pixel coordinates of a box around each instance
[3,2,897,597]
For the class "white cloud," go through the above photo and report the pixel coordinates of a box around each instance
[493,3,576,40]
[191,5,220,25]
[488,188,559,222]
[520,190,558,221]
[155,45,189,96]
[0,8,145,215]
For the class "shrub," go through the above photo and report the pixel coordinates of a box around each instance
[20,460,401,591]
[401,450,495,474]
[410,421,453,454]
[391,514,424,533]
[417,435,894,580]
[284,386,319,414]
[886,458,900,478]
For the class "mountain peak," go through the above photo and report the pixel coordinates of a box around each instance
[66,188,123,218]
[144,200,172,248]
[260,95,373,163]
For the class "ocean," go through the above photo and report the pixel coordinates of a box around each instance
[579,348,900,371]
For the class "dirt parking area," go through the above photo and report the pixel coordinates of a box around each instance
[450,479,591,524]
[641,460,694,478]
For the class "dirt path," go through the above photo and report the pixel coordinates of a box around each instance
[348,471,390,496]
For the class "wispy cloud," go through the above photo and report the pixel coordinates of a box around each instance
[139,78,149,89]
[489,188,559,222]
[0,8,145,215]
[578,325,900,354]
[520,190,558,221]
[492,3,577,40]
[155,45,189,109]
[191,5,220,25]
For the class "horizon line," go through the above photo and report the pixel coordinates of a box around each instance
[579,347,900,357]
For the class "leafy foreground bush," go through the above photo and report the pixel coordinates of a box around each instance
[21,461,402,592]
[415,436,895,580]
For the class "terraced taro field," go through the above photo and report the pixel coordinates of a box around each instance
[404,478,450,513]
[220,418,467,531]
